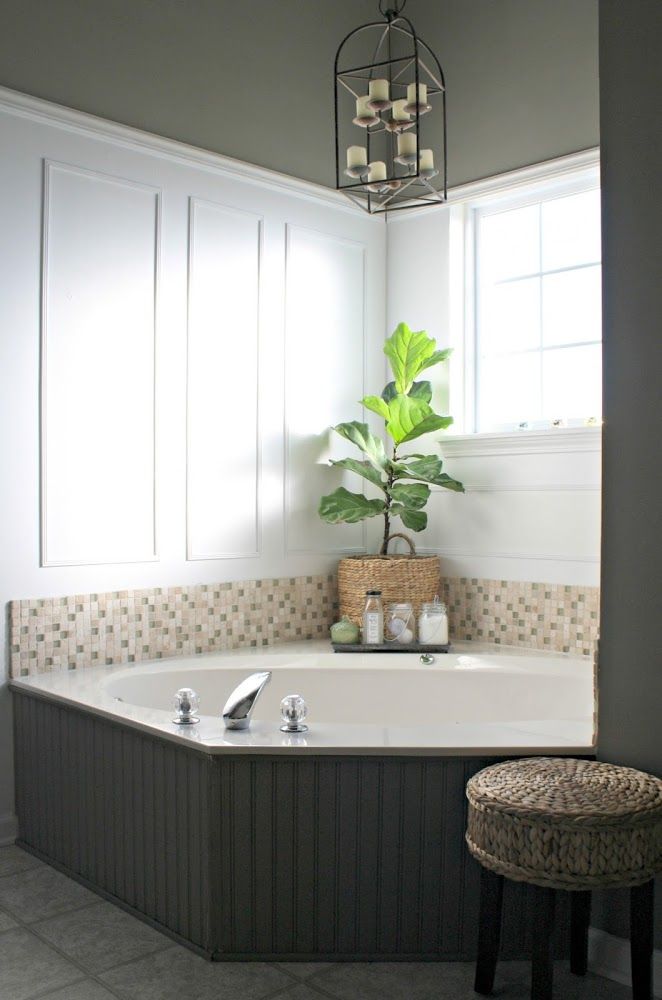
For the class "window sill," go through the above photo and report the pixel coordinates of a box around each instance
[438,425,602,458]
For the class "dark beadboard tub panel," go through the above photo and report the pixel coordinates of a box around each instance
[13,692,570,960]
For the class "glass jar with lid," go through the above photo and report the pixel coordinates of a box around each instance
[363,590,383,644]
[385,601,415,644]
[418,598,449,645]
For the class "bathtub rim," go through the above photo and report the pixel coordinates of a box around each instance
[9,638,596,757]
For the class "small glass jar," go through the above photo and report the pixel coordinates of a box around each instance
[363,590,384,644]
[385,602,415,644]
[418,599,449,645]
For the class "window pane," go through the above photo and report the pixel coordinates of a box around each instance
[478,352,540,431]
[542,344,602,420]
[542,189,601,271]
[542,265,602,347]
[480,276,540,355]
[479,204,539,282]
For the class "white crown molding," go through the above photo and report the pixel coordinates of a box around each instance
[438,426,602,459]
[0,86,376,219]
[386,147,600,222]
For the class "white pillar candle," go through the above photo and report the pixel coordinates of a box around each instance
[355,95,373,118]
[346,146,367,170]
[391,99,410,121]
[367,160,387,182]
[368,78,390,102]
[397,132,417,157]
[407,82,427,106]
[419,148,435,171]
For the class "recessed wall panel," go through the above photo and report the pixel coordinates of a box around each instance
[285,226,367,553]
[41,162,158,566]
[187,199,260,559]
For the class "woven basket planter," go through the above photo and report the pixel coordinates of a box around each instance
[466,757,662,890]
[337,533,441,626]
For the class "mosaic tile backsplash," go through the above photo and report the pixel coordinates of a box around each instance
[9,574,599,678]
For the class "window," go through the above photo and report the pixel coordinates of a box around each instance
[461,160,602,434]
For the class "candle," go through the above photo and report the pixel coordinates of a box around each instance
[346,146,367,170]
[406,82,427,106]
[355,95,373,118]
[367,160,386,182]
[368,78,390,103]
[397,133,417,158]
[391,99,410,121]
[419,148,434,171]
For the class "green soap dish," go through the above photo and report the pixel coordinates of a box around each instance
[330,616,360,644]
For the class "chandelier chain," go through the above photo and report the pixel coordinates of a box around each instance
[379,0,407,21]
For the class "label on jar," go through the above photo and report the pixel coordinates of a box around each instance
[364,612,382,644]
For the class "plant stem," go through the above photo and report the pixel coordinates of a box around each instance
[380,446,398,555]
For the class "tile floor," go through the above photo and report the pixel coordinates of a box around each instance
[0,845,632,1000]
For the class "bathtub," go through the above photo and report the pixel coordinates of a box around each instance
[11,639,595,960]
[11,639,595,754]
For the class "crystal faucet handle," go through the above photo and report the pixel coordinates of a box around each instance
[280,694,308,733]
[173,687,200,725]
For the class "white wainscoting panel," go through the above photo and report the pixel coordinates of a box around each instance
[284,225,367,554]
[41,161,159,566]
[187,198,261,559]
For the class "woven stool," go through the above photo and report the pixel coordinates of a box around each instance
[466,758,662,1000]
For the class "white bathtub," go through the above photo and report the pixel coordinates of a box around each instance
[10,639,595,755]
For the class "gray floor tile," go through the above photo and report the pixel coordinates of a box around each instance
[35,983,118,1000]
[0,926,82,1000]
[269,986,332,1000]
[0,845,43,878]
[100,945,292,1000]
[33,900,170,973]
[0,908,18,931]
[0,865,97,923]
[279,964,334,981]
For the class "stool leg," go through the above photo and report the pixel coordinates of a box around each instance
[531,886,555,1000]
[630,879,654,1000]
[474,867,504,995]
[570,890,591,975]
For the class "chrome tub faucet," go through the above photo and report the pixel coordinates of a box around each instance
[222,671,271,730]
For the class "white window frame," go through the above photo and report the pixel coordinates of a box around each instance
[445,148,601,450]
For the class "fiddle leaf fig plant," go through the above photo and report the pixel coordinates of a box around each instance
[319,322,464,555]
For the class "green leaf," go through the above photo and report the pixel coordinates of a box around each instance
[329,458,386,491]
[390,482,431,509]
[361,395,390,420]
[333,421,388,470]
[400,508,428,531]
[319,488,385,524]
[385,394,434,445]
[381,380,432,404]
[418,348,452,375]
[392,455,465,492]
[384,323,450,394]
[399,413,454,444]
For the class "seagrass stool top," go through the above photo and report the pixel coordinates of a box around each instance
[466,757,662,890]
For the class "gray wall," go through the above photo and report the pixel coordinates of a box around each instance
[0,0,598,188]
[594,0,662,946]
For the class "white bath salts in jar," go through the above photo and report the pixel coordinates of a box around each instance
[418,600,449,645]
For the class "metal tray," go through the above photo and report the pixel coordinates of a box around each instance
[331,642,450,654]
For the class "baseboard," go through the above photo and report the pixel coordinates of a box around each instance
[0,813,17,846]
[589,927,662,997]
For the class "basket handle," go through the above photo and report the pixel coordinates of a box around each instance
[385,532,416,555]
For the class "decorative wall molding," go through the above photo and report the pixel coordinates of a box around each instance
[439,426,602,459]
[186,197,262,560]
[283,223,368,556]
[0,85,373,218]
[40,159,159,567]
